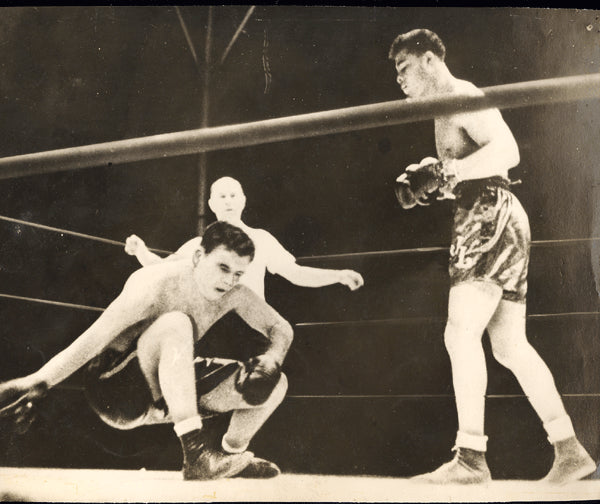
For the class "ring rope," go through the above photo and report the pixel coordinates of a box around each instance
[297,237,600,262]
[299,245,448,261]
[0,74,598,180]
[287,393,600,399]
[0,291,596,325]
[53,378,600,399]
[53,379,600,399]
[0,292,104,312]
[2,214,598,263]
[0,214,171,255]
[296,312,600,328]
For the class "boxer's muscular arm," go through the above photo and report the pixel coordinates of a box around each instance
[226,285,293,365]
[32,269,160,388]
[445,108,520,180]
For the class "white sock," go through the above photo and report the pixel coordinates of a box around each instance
[455,431,488,452]
[544,415,575,444]
[173,415,203,437]
[221,435,248,454]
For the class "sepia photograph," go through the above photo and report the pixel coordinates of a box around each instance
[0,5,599,502]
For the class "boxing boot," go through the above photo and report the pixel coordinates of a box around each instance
[235,457,281,478]
[541,436,596,485]
[412,447,491,484]
[179,428,253,480]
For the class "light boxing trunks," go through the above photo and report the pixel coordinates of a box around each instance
[449,176,530,303]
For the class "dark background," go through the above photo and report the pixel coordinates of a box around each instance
[0,6,598,478]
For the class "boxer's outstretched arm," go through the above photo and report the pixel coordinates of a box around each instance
[277,262,365,291]
[32,270,157,388]
[125,234,162,266]
[125,236,200,266]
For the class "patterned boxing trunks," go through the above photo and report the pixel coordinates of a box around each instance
[449,177,530,303]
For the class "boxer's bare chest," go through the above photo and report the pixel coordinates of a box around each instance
[435,115,479,161]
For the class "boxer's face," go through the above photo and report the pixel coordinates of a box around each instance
[193,245,250,300]
[394,50,433,98]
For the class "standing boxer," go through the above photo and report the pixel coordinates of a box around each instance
[391,28,595,484]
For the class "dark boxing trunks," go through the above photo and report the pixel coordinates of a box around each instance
[84,332,243,430]
[84,343,166,430]
[449,177,530,303]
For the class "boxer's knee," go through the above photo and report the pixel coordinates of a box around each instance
[491,338,530,371]
[138,311,194,352]
[137,312,194,391]
[156,311,194,339]
[443,319,481,359]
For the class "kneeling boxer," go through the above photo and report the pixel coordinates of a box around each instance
[0,221,293,480]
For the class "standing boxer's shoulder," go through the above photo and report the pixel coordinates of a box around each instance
[452,79,483,97]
